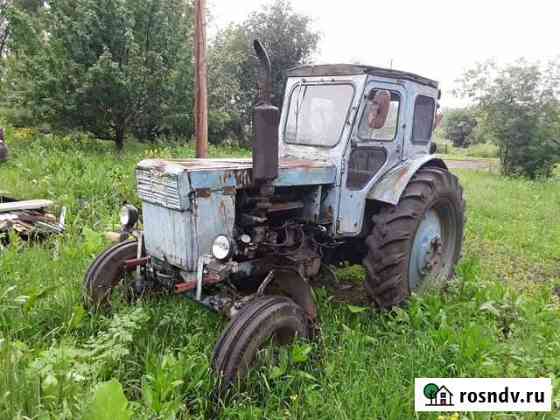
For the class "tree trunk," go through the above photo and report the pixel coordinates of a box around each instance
[115,125,125,152]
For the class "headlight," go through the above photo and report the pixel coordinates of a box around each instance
[212,235,232,260]
[120,204,139,229]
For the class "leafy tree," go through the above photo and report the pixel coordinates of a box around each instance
[207,25,247,144]
[0,0,44,57]
[238,0,320,110]
[5,0,194,150]
[208,0,320,144]
[443,108,478,148]
[0,1,9,57]
[458,59,560,178]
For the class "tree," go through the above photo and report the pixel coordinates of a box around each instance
[457,59,560,178]
[0,0,9,58]
[443,108,478,148]
[207,25,247,144]
[238,0,320,110]
[207,0,320,144]
[6,0,194,150]
[0,0,44,57]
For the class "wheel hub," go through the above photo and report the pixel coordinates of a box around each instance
[421,236,443,275]
[409,209,443,290]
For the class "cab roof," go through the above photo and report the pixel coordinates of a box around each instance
[286,64,439,89]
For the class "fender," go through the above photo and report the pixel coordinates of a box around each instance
[367,155,447,205]
[263,269,317,321]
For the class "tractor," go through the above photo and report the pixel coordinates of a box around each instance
[84,41,465,389]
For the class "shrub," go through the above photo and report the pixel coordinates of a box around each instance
[458,60,560,178]
[443,108,478,148]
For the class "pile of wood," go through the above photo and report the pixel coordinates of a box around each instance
[0,196,65,240]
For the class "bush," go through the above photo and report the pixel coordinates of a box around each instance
[443,108,478,148]
[458,60,560,178]
[208,110,244,146]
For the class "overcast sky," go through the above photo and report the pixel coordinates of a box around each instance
[208,0,559,107]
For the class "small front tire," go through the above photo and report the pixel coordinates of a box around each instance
[212,295,310,391]
[83,240,139,310]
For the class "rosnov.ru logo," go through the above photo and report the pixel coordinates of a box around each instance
[423,383,454,407]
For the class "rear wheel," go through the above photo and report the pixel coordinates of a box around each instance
[212,295,310,392]
[363,166,465,308]
[83,240,139,310]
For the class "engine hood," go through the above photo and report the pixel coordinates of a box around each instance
[136,158,336,210]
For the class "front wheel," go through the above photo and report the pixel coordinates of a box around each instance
[212,295,310,392]
[363,166,465,309]
[83,240,139,311]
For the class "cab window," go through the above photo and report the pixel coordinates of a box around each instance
[357,89,400,141]
[412,95,435,143]
[284,83,354,147]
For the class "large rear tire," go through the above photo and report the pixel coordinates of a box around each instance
[83,240,138,310]
[363,166,465,309]
[212,295,310,392]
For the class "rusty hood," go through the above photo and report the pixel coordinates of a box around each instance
[136,158,336,210]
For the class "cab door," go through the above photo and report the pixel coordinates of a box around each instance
[336,80,408,236]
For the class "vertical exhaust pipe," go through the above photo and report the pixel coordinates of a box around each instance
[252,40,279,185]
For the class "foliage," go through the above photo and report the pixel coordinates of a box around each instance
[82,379,132,420]
[207,24,247,145]
[0,0,9,58]
[443,107,478,147]
[208,0,320,144]
[0,0,44,58]
[0,131,559,418]
[3,0,195,150]
[457,59,560,178]
[236,0,320,110]
[2,0,320,148]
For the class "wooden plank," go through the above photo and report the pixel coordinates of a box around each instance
[0,200,53,213]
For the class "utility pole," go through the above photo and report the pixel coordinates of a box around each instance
[194,0,208,158]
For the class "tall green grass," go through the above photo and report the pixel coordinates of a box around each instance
[0,130,559,419]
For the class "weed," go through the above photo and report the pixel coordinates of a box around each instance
[0,132,559,419]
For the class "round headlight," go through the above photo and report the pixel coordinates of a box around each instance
[212,235,232,260]
[120,205,139,229]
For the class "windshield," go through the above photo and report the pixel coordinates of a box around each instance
[284,83,354,147]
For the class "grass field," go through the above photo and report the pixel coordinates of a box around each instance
[1,128,560,419]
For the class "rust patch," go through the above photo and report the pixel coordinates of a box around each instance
[278,159,331,169]
[196,188,212,198]
[322,205,334,223]
[218,198,227,218]
[224,168,252,187]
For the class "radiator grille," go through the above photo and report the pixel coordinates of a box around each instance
[136,169,184,210]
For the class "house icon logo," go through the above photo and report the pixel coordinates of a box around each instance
[423,383,454,407]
